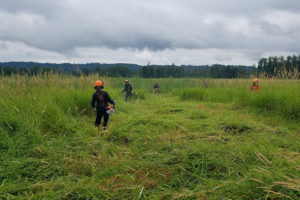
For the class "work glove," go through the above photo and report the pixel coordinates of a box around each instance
[113,100,116,105]
[93,107,96,112]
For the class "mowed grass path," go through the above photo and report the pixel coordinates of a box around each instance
[0,76,299,199]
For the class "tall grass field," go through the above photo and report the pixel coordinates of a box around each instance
[0,74,299,199]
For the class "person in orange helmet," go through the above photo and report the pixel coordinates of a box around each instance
[91,80,115,132]
[250,78,260,91]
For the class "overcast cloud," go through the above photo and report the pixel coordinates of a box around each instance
[0,0,300,65]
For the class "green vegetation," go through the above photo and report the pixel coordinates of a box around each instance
[0,75,299,199]
[174,80,300,120]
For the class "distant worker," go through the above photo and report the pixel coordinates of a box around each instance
[250,78,260,92]
[91,80,115,133]
[153,81,160,94]
[122,80,133,101]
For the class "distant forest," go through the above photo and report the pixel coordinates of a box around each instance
[257,55,300,79]
[1,55,299,78]
[0,62,253,78]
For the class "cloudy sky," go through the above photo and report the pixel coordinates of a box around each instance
[0,0,300,65]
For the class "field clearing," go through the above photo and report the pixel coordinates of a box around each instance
[0,75,299,199]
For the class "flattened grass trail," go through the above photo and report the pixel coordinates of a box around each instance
[0,75,299,199]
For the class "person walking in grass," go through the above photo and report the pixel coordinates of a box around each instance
[250,78,260,92]
[122,80,132,101]
[91,80,115,133]
[153,81,160,94]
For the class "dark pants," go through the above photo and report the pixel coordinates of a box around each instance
[95,109,109,127]
[125,92,131,101]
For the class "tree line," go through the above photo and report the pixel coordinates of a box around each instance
[0,63,137,77]
[0,62,253,78]
[257,55,300,78]
[137,64,253,78]
[1,55,299,78]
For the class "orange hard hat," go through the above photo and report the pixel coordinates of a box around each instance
[94,80,103,87]
[253,78,258,82]
[125,80,129,82]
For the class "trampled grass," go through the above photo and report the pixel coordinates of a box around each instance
[0,74,299,199]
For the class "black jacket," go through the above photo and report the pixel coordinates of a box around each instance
[91,91,114,111]
[123,83,132,93]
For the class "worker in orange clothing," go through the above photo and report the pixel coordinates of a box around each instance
[250,78,260,91]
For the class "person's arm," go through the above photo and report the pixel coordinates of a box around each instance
[122,84,127,92]
[105,92,115,105]
[91,94,96,109]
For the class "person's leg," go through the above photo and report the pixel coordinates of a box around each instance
[95,110,103,133]
[103,111,109,130]
[128,92,131,101]
[125,92,128,101]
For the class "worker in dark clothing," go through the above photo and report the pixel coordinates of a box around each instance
[153,81,160,94]
[122,80,132,101]
[91,80,115,133]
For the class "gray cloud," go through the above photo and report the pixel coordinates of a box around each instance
[0,0,300,64]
